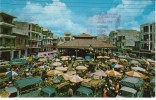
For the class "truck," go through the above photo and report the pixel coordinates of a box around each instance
[117,76,144,97]
[39,81,70,97]
[0,77,42,97]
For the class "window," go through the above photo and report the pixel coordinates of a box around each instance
[9,92,18,97]
[123,36,125,40]
[150,25,152,32]
[143,26,149,32]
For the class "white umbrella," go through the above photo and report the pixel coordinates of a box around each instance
[103,56,110,59]
[69,75,83,83]
[110,59,118,63]
[147,59,155,63]
[61,57,68,61]
[55,67,68,71]
[39,65,49,69]
[93,70,107,77]
[132,67,146,72]
[56,59,60,62]
[52,62,62,66]
[114,64,124,68]
[97,56,103,59]
[130,60,140,65]
[76,66,87,70]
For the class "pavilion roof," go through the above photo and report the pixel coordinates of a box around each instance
[57,39,116,49]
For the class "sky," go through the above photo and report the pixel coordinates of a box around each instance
[0,0,155,36]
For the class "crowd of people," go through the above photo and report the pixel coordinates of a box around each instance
[0,52,155,97]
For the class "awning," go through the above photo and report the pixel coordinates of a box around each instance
[0,34,16,38]
[14,77,42,88]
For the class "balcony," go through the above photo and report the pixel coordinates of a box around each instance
[28,45,41,48]
[0,44,15,49]
[0,22,15,28]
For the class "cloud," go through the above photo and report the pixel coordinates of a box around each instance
[17,0,86,36]
[143,11,155,23]
[87,0,153,35]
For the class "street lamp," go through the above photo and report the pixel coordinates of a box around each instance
[89,44,94,59]
[75,49,79,58]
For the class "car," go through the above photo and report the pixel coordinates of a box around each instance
[117,87,137,97]
[39,86,57,97]
[117,76,144,97]
[74,86,94,97]
[0,87,18,98]
[9,58,28,66]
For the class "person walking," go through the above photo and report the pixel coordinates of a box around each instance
[103,88,108,97]
[68,88,73,97]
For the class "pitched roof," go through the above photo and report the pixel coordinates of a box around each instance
[74,33,96,38]
[57,39,116,48]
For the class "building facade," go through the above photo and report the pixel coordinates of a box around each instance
[13,21,29,58]
[109,30,139,51]
[0,12,16,61]
[41,28,53,51]
[27,23,43,54]
[139,22,155,51]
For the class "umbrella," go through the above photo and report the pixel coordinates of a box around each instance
[147,59,155,63]
[60,56,70,58]
[76,57,83,60]
[106,70,122,76]
[76,66,87,70]
[52,62,62,66]
[103,56,110,59]
[110,59,118,63]
[39,65,49,69]
[97,56,103,59]
[93,70,107,77]
[114,64,124,68]
[126,71,148,79]
[66,71,76,75]
[6,71,18,77]
[69,75,83,83]
[132,67,146,72]
[61,57,68,61]
[0,72,6,77]
[56,59,60,62]
[55,67,68,71]
[47,70,63,76]
[129,60,140,65]
[61,73,70,80]
[120,59,127,62]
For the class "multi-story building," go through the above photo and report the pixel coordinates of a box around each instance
[0,12,16,61]
[64,32,72,41]
[134,22,155,58]
[139,22,155,51]
[109,30,139,51]
[13,21,29,58]
[27,23,43,54]
[52,37,59,50]
[41,28,53,51]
